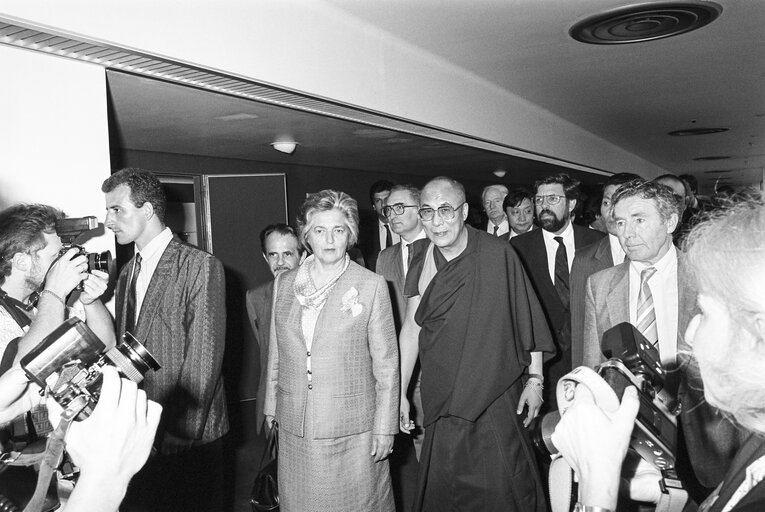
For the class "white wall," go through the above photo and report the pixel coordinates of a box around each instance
[0,44,114,263]
[0,1,665,178]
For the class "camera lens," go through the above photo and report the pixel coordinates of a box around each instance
[87,250,112,273]
[528,410,561,457]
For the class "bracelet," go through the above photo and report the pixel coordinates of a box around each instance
[40,289,65,307]
[574,504,614,512]
[527,373,544,382]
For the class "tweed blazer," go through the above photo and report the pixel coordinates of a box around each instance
[245,280,274,433]
[375,242,405,331]
[570,236,614,367]
[263,261,399,439]
[116,238,228,443]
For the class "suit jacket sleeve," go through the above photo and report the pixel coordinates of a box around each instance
[367,275,400,435]
[171,255,227,440]
[582,275,603,368]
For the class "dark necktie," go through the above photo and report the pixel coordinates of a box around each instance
[384,224,392,248]
[637,267,658,347]
[493,225,499,236]
[125,253,142,334]
[553,236,570,310]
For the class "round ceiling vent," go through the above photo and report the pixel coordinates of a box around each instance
[570,2,722,44]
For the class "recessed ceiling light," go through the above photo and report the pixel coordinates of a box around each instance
[271,142,298,154]
[694,155,731,161]
[570,2,722,45]
[493,170,507,178]
[215,113,259,121]
[668,127,729,136]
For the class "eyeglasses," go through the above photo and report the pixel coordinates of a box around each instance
[418,202,466,222]
[534,194,566,206]
[383,203,418,218]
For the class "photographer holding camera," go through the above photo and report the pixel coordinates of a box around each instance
[554,198,765,511]
[0,365,162,511]
[0,204,115,370]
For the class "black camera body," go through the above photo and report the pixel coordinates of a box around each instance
[20,319,161,421]
[54,217,112,274]
[531,322,679,472]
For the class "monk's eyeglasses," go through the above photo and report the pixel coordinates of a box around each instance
[383,203,418,218]
[418,202,466,222]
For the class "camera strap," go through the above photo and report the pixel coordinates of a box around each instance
[23,396,88,512]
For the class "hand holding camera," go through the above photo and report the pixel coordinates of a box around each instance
[43,248,90,300]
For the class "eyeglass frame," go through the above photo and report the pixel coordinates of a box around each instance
[418,202,467,222]
[383,203,419,218]
[533,194,567,206]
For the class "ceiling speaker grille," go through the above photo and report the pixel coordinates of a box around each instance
[570,2,722,44]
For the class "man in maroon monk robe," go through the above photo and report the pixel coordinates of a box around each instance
[399,176,556,512]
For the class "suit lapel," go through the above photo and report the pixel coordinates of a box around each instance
[134,240,177,343]
[606,263,630,325]
[594,237,614,267]
[390,244,404,291]
[311,266,356,350]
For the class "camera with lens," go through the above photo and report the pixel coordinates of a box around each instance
[54,216,112,274]
[20,318,161,421]
[531,322,679,472]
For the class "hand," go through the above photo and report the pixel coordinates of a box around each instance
[517,381,543,427]
[44,248,88,298]
[0,368,42,424]
[550,385,639,510]
[160,431,194,455]
[78,269,109,305]
[399,397,415,434]
[49,366,162,484]
[620,451,662,504]
[371,434,394,463]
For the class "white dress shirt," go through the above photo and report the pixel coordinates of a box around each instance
[541,221,575,284]
[378,219,400,250]
[133,227,173,316]
[628,245,679,365]
[608,233,627,265]
[400,229,427,276]
[487,217,510,237]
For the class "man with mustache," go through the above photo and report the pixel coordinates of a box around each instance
[246,223,305,434]
[511,172,605,410]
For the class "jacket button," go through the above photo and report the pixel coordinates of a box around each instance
[306,351,311,357]
[307,370,312,375]
[308,384,313,390]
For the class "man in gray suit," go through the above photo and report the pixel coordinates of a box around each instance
[245,223,303,434]
[583,179,741,504]
[103,168,228,512]
[376,184,427,459]
[569,172,642,367]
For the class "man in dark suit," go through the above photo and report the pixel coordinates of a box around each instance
[360,179,399,270]
[501,186,535,240]
[511,172,605,410]
[583,179,743,505]
[245,223,303,435]
[569,172,642,367]
[102,168,228,512]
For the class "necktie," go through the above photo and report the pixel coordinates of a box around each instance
[637,267,658,347]
[554,236,570,310]
[493,225,499,236]
[384,224,392,248]
[125,253,142,334]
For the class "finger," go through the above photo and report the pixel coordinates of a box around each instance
[90,269,109,279]
[95,366,121,415]
[614,386,640,430]
[370,438,378,456]
[146,400,163,430]
[134,388,148,425]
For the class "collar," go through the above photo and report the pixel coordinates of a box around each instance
[402,229,427,244]
[136,227,173,261]
[631,243,677,273]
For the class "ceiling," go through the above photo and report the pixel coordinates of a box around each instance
[8,0,763,194]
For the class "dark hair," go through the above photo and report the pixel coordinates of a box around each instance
[0,204,64,284]
[605,173,643,189]
[101,168,166,223]
[259,223,301,257]
[368,180,394,204]
[534,172,580,201]
[610,179,680,222]
[503,187,533,210]
[389,184,421,205]
[678,174,698,194]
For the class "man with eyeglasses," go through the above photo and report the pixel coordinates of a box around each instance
[511,172,605,411]
[399,176,555,511]
[481,184,510,236]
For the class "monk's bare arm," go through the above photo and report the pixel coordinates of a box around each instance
[399,295,421,433]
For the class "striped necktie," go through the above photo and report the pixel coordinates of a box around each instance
[553,236,570,310]
[125,253,142,335]
[637,266,658,347]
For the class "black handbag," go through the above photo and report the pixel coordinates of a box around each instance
[250,422,279,512]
